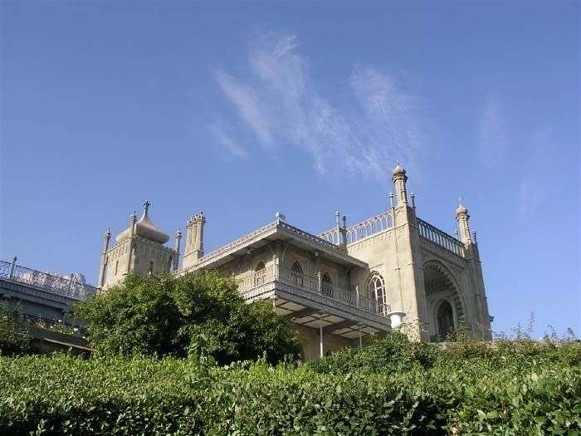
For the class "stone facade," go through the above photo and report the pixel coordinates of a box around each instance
[98,165,493,359]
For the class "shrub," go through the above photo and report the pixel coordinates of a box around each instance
[0,340,579,435]
[0,302,31,356]
[76,271,302,364]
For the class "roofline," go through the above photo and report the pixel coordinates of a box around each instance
[179,219,367,273]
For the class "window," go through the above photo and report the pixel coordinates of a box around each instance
[114,261,119,276]
[148,261,155,275]
[254,261,266,286]
[291,261,304,286]
[368,273,388,316]
[168,256,173,272]
[321,273,333,298]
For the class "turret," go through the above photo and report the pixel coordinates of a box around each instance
[100,201,176,290]
[183,212,205,269]
[392,163,408,207]
[455,200,472,245]
[97,228,111,288]
[173,228,182,271]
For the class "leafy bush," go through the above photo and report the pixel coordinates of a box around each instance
[308,331,439,374]
[0,302,31,356]
[1,339,579,435]
[76,271,301,364]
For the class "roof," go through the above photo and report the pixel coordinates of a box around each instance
[181,219,368,272]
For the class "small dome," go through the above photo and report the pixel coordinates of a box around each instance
[115,201,169,244]
[456,204,468,215]
[135,211,169,244]
[392,163,406,176]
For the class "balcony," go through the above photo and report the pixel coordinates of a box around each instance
[236,264,390,337]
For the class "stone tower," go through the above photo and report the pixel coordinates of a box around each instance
[182,212,205,270]
[97,201,179,290]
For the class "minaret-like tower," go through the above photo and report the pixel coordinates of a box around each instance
[173,228,182,271]
[97,228,111,288]
[455,201,493,339]
[389,163,429,340]
[99,201,177,290]
[455,201,472,244]
[182,212,206,270]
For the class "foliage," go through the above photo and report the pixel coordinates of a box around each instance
[75,271,301,364]
[0,302,31,356]
[1,337,579,434]
[308,331,439,374]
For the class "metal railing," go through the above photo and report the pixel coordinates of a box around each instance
[417,218,465,257]
[0,259,97,300]
[237,265,381,315]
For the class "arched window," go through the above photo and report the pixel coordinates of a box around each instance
[368,273,388,316]
[436,300,455,338]
[321,273,333,298]
[254,261,266,286]
[291,261,304,286]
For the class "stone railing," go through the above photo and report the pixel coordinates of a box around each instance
[278,222,348,254]
[192,219,355,271]
[237,265,380,315]
[0,260,96,300]
[320,211,393,246]
[417,218,465,257]
[196,221,279,266]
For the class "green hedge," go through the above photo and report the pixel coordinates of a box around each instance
[1,338,579,434]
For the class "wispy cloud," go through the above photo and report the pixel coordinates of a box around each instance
[518,129,553,216]
[212,33,422,182]
[478,95,510,169]
[209,123,248,159]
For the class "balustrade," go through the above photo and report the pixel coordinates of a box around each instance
[237,265,382,316]
[0,260,97,300]
[320,211,393,246]
[417,218,465,257]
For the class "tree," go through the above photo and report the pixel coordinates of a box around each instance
[76,271,301,364]
[0,302,31,355]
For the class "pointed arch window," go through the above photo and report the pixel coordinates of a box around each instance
[291,261,304,287]
[368,273,388,316]
[254,261,266,286]
[321,273,333,298]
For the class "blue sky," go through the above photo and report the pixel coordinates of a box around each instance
[1,1,579,338]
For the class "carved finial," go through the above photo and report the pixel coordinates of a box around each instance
[130,211,137,224]
[411,192,416,208]
[175,228,182,238]
[389,192,395,208]
[143,200,151,215]
[342,215,347,229]
[335,210,341,226]
[472,230,478,244]
[105,227,111,237]
[275,212,286,222]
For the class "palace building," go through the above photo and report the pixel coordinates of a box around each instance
[97,164,493,360]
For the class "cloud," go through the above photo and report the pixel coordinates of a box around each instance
[209,123,248,159]
[478,95,510,169]
[517,129,553,216]
[213,33,423,182]
[215,71,274,148]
